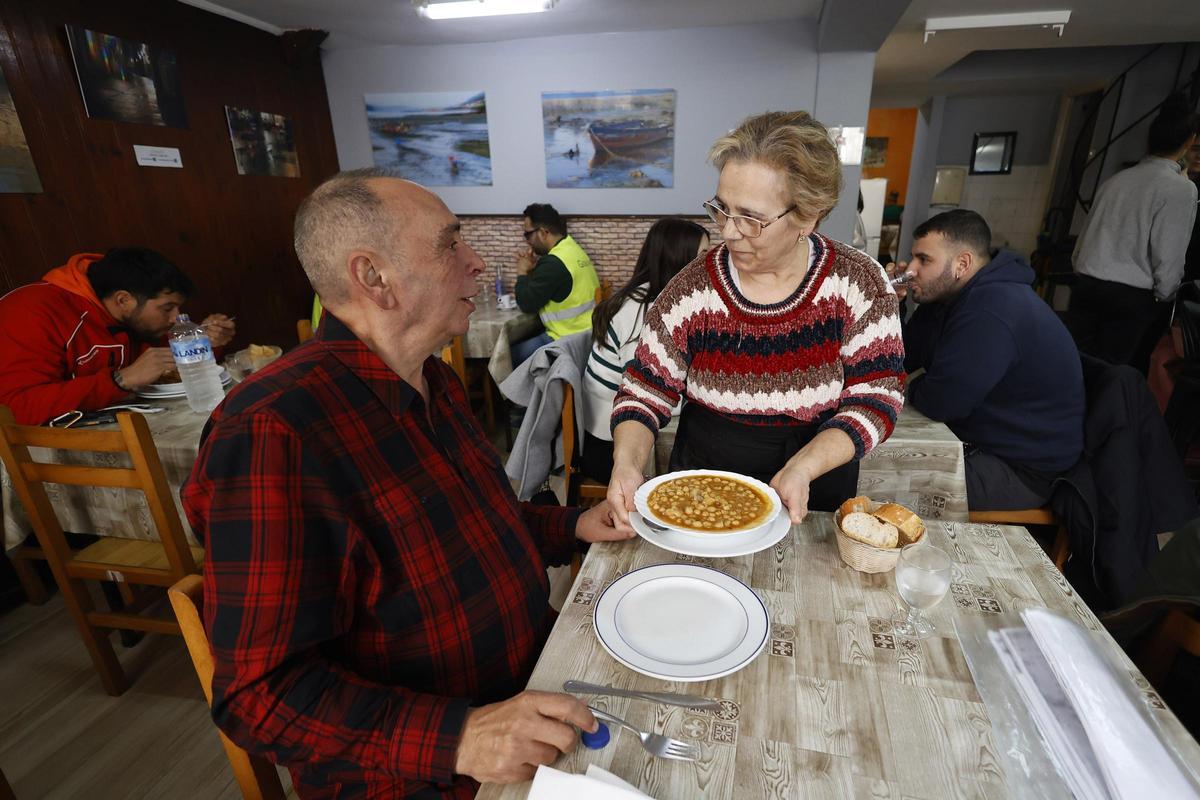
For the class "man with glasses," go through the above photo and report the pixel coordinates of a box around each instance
[511,203,600,365]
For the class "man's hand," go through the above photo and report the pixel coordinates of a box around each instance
[606,463,644,534]
[201,314,236,348]
[515,249,537,276]
[769,459,814,525]
[116,347,177,391]
[454,691,597,784]
[884,261,909,302]
[575,500,635,543]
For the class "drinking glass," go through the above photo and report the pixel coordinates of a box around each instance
[892,543,952,638]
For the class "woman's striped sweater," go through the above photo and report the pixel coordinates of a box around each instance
[611,234,906,460]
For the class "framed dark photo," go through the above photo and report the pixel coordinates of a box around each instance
[970,131,1016,175]
[65,26,187,128]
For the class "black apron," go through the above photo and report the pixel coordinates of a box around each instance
[668,403,858,513]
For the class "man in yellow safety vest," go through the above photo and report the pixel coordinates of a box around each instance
[511,203,600,365]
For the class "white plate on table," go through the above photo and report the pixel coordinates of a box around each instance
[135,369,231,399]
[631,510,791,559]
[593,563,769,682]
[634,469,781,538]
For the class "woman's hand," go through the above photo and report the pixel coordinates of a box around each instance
[575,501,635,543]
[769,460,814,525]
[606,463,645,534]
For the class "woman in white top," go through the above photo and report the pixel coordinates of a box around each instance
[581,217,710,482]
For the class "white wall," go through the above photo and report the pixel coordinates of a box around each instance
[319,21,869,242]
[814,50,876,243]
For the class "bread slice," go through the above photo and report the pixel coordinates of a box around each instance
[872,503,925,546]
[838,495,874,519]
[840,511,899,549]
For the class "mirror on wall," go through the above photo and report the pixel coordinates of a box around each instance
[970,131,1016,175]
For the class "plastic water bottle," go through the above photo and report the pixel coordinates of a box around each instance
[494,264,504,306]
[169,314,224,413]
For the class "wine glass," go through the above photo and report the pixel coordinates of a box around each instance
[892,543,952,638]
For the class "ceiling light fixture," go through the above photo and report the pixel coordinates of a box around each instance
[923,10,1071,43]
[413,0,557,20]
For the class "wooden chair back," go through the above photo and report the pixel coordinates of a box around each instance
[968,507,1069,571]
[1137,608,1200,687]
[561,383,609,509]
[440,335,467,385]
[0,406,202,695]
[296,319,314,344]
[594,280,612,304]
[169,575,288,800]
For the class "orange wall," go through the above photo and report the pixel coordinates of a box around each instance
[863,108,918,205]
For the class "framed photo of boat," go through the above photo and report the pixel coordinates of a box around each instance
[541,88,675,188]
[364,91,492,186]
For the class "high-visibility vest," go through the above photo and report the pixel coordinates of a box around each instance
[540,235,599,340]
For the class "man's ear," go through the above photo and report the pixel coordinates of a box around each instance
[108,289,135,314]
[955,251,973,279]
[347,251,398,311]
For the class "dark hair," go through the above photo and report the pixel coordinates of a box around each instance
[912,209,992,258]
[87,247,195,303]
[1148,95,1200,156]
[591,218,709,344]
[522,203,567,236]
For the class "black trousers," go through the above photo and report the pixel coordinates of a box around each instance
[1066,274,1159,369]
[964,449,1056,511]
[668,404,858,513]
[581,431,615,484]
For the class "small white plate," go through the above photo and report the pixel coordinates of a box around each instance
[593,563,769,682]
[136,369,231,399]
[634,469,781,537]
[632,510,791,558]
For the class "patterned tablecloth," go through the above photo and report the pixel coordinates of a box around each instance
[462,305,540,383]
[654,405,970,522]
[3,399,207,551]
[477,514,1200,799]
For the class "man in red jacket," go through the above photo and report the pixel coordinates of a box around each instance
[0,248,236,424]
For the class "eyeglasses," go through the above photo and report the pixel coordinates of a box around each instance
[522,228,540,241]
[703,199,796,238]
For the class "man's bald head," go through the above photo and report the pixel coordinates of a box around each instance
[293,168,422,304]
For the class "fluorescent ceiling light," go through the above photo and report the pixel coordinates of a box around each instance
[924,10,1071,43]
[414,0,557,20]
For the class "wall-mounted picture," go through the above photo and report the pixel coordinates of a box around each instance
[542,88,675,188]
[65,26,186,128]
[0,68,42,193]
[364,91,491,186]
[863,136,889,168]
[225,106,300,177]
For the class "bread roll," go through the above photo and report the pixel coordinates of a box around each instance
[838,495,874,519]
[872,503,925,546]
[840,511,899,549]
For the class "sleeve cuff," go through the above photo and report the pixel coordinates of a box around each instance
[520,503,582,567]
[611,408,659,438]
[820,417,870,461]
[388,694,472,785]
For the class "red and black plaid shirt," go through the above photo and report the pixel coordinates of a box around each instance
[182,313,580,799]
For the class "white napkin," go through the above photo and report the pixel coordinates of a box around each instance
[528,764,652,800]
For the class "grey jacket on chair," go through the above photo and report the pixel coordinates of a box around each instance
[499,331,591,500]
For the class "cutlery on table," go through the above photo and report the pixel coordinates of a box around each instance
[587,705,700,761]
[564,679,721,710]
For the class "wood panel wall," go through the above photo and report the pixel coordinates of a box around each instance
[0,0,339,348]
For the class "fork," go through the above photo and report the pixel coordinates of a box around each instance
[588,706,700,761]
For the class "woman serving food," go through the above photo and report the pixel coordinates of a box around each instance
[608,110,905,529]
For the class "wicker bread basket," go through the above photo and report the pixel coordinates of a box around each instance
[833,508,902,574]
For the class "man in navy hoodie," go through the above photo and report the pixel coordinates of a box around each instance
[889,210,1085,511]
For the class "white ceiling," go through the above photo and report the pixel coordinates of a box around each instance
[191,0,824,49]
[873,0,1200,105]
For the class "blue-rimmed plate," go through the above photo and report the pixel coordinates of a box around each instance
[593,563,769,682]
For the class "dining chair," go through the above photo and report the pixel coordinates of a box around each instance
[296,318,314,344]
[168,574,289,800]
[561,384,608,580]
[1135,608,1200,687]
[439,335,467,384]
[967,507,1070,571]
[0,406,203,696]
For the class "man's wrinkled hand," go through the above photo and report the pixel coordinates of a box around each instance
[575,500,635,543]
[454,691,597,784]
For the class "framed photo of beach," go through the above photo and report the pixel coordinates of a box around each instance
[0,67,42,193]
[364,91,492,186]
[541,88,675,189]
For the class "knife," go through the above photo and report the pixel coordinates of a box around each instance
[563,679,723,710]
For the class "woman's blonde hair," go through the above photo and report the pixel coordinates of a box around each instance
[708,110,842,222]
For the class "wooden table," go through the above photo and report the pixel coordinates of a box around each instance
[477,514,1200,799]
[462,305,539,383]
[655,406,970,522]
[2,398,206,551]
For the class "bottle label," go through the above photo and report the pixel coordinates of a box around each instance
[171,337,213,365]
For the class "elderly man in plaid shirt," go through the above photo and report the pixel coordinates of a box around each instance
[183,169,629,799]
